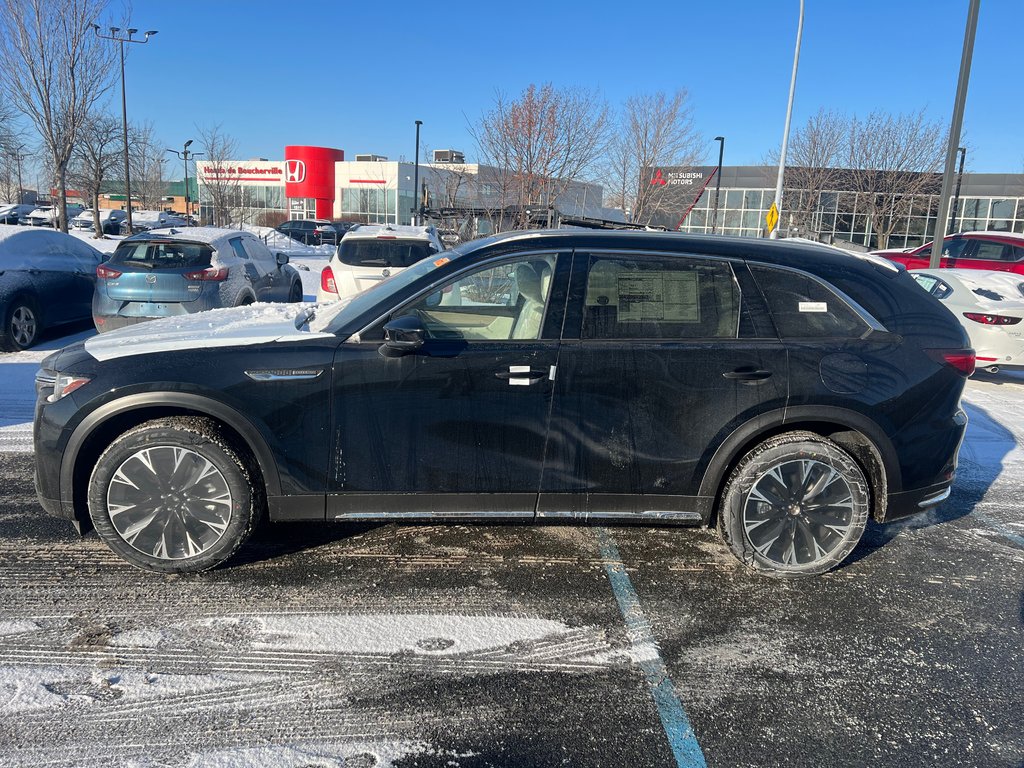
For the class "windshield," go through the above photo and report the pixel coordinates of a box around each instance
[309,252,453,334]
[109,240,214,270]
[339,238,434,268]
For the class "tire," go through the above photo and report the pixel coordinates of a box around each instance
[1,295,41,351]
[87,417,262,573]
[235,293,255,307]
[288,280,303,303]
[717,432,870,578]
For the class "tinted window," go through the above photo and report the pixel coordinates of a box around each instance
[582,255,739,340]
[751,265,868,338]
[229,239,250,261]
[967,241,1011,261]
[109,241,213,269]
[926,238,970,259]
[340,239,435,269]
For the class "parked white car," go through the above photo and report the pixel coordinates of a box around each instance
[911,268,1024,373]
[70,208,127,234]
[20,205,84,227]
[120,210,187,234]
[0,203,36,224]
[316,224,445,302]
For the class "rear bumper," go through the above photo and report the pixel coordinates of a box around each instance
[885,482,954,521]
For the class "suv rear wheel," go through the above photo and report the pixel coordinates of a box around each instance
[87,417,261,573]
[718,432,870,577]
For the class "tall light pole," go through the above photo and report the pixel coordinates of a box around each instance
[412,120,422,225]
[947,147,967,235]
[930,0,980,268]
[167,140,203,223]
[711,136,725,233]
[769,0,804,239]
[93,25,158,233]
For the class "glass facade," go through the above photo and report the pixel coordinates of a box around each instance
[679,188,1024,249]
[338,188,411,225]
[197,183,288,225]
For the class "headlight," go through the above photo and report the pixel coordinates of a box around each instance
[46,373,91,403]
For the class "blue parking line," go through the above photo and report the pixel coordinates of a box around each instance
[595,527,707,768]
[974,511,1024,549]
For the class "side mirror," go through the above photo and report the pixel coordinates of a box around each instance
[380,315,427,357]
[276,252,289,266]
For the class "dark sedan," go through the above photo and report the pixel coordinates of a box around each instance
[35,230,972,576]
[0,225,102,351]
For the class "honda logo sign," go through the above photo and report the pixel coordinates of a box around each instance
[285,160,306,184]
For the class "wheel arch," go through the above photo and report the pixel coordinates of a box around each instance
[61,392,281,526]
[698,406,900,525]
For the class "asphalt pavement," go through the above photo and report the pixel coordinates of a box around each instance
[0,374,1021,767]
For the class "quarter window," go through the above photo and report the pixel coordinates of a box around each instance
[582,256,740,340]
[967,241,1011,261]
[750,265,869,339]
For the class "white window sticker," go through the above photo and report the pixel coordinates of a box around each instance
[798,301,828,313]
[617,271,700,322]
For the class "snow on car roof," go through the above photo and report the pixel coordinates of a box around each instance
[343,224,436,240]
[0,224,102,265]
[129,226,255,249]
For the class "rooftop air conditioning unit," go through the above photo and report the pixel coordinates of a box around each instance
[433,149,465,163]
[354,154,388,162]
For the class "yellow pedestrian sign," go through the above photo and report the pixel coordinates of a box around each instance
[766,203,779,234]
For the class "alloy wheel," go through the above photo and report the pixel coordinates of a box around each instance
[11,305,37,348]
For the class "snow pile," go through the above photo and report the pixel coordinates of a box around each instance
[241,223,335,257]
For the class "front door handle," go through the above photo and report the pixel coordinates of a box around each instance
[723,367,773,382]
[495,369,547,386]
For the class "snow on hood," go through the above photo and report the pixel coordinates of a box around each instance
[84,303,335,361]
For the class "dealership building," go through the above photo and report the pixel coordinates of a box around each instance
[650,165,1024,249]
[195,145,607,228]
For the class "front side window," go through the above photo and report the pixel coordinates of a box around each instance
[582,255,740,340]
[751,265,869,339]
[395,255,556,341]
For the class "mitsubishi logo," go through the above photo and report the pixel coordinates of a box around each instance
[650,169,666,186]
[285,160,306,184]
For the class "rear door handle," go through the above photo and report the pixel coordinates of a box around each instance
[723,367,773,381]
[495,369,547,386]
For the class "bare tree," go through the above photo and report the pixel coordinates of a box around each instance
[767,108,847,233]
[196,124,239,226]
[602,90,702,224]
[847,110,945,248]
[129,122,167,211]
[0,0,116,231]
[471,83,609,231]
[0,127,30,204]
[69,114,120,236]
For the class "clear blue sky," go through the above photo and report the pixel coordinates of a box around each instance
[119,0,1021,180]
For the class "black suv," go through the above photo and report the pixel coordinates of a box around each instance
[274,219,327,245]
[34,231,973,576]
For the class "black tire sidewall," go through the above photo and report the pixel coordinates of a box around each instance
[719,435,870,578]
[87,420,258,573]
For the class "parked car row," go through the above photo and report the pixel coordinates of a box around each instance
[275,218,356,246]
[0,225,304,350]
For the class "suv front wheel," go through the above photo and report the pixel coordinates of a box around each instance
[87,417,261,573]
[718,432,870,577]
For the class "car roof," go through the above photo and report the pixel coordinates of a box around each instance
[122,226,254,249]
[449,229,901,275]
[955,230,1024,243]
[344,224,437,241]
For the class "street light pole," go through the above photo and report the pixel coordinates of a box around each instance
[769,0,804,240]
[948,147,967,235]
[93,25,158,233]
[711,136,725,234]
[167,141,203,224]
[412,120,422,225]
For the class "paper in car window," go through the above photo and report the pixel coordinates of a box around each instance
[799,301,828,313]
[617,271,700,322]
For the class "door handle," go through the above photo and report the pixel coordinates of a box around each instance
[722,367,773,381]
[495,369,547,386]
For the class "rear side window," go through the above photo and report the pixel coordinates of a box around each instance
[109,241,214,270]
[911,273,953,300]
[751,265,869,339]
[582,255,740,340]
[339,239,435,269]
[966,241,1012,261]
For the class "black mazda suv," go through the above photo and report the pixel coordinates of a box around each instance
[34,231,973,576]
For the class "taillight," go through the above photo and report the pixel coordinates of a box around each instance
[927,349,976,376]
[962,312,1022,326]
[183,267,229,281]
[96,264,121,279]
[321,265,337,294]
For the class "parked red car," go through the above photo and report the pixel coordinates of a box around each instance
[873,231,1024,274]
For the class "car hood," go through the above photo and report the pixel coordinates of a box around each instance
[84,302,335,362]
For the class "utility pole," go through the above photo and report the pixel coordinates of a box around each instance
[770,0,804,239]
[413,120,422,226]
[930,0,980,268]
[93,25,158,233]
[947,147,967,235]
